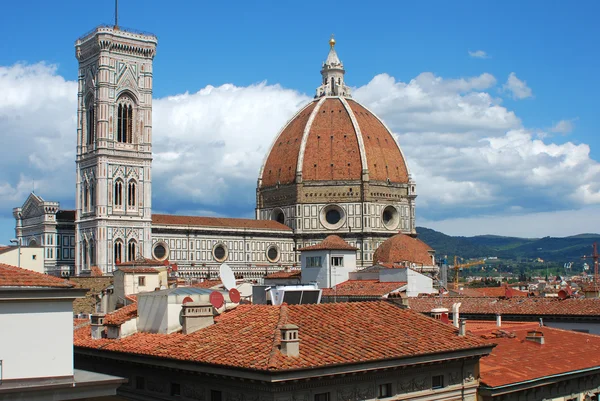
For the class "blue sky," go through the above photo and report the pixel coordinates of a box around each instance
[0,0,599,241]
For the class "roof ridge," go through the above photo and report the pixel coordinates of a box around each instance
[267,305,289,370]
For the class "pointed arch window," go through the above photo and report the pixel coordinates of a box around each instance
[83,183,89,211]
[114,240,123,264]
[127,181,137,207]
[114,180,123,207]
[89,182,95,212]
[117,96,134,144]
[127,239,137,261]
[86,98,95,145]
[82,240,89,270]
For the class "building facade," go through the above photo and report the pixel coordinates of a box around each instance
[13,25,424,277]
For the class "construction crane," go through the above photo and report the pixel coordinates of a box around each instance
[581,242,599,298]
[453,256,485,290]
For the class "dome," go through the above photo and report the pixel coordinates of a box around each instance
[259,97,409,188]
[373,234,434,266]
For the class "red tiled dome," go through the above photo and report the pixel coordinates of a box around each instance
[259,97,409,187]
[373,234,434,266]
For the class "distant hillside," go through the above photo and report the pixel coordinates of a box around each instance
[416,227,600,262]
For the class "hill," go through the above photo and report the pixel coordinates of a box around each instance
[416,227,600,263]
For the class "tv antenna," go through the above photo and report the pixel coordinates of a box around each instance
[114,0,119,28]
[581,242,599,298]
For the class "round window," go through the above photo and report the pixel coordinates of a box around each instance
[266,245,280,263]
[153,243,167,260]
[319,204,346,230]
[326,209,341,225]
[382,205,399,230]
[213,244,227,262]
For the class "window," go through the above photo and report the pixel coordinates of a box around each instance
[83,183,89,211]
[331,256,344,267]
[210,390,222,401]
[135,376,145,390]
[127,181,136,207]
[378,383,392,398]
[32,255,36,260]
[306,256,322,268]
[114,241,123,264]
[153,243,168,260]
[128,240,137,261]
[266,245,280,263]
[114,180,123,207]
[314,393,330,401]
[432,375,444,389]
[57,249,61,260]
[170,383,180,396]
[86,100,95,145]
[117,97,134,143]
[213,244,227,262]
[138,276,146,286]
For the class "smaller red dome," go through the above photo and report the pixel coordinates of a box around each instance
[373,234,434,266]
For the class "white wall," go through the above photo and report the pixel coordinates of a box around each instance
[406,268,436,297]
[301,250,356,288]
[114,269,166,306]
[0,299,73,380]
[0,247,44,274]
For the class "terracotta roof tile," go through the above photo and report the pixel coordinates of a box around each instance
[116,266,164,274]
[75,301,489,371]
[298,235,358,251]
[455,286,529,298]
[373,234,434,266]
[473,322,600,387]
[104,303,138,326]
[264,270,301,279]
[321,280,406,297]
[152,214,292,231]
[0,263,74,288]
[191,280,223,289]
[409,296,600,316]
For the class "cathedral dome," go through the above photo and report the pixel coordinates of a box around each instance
[258,37,409,189]
[258,97,409,187]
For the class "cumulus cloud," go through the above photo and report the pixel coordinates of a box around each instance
[550,118,576,134]
[468,50,489,59]
[0,62,599,240]
[502,72,533,99]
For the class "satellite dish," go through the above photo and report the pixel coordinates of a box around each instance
[209,291,224,309]
[219,263,236,290]
[182,296,194,304]
[236,282,253,298]
[229,288,241,303]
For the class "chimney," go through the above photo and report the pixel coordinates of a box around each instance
[280,324,300,357]
[526,330,545,345]
[496,314,502,327]
[181,302,214,334]
[458,318,467,336]
[90,313,106,340]
[452,302,462,328]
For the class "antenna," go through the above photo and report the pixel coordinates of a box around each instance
[114,0,119,28]
[219,263,236,290]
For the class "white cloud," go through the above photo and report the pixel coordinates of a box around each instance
[550,118,576,134]
[468,50,489,59]
[502,72,533,99]
[0,62,598,240]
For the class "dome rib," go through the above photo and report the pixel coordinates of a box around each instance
[339,97,368,176]
[296,96,327,181]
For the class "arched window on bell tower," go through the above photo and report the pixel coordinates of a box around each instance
[83,182,89,212]
[127,239,137,261]
[116,95,135,144]
[86,96,95,146]
[114,240,123,264]
[114,179,123,208]
[127,180,137,208]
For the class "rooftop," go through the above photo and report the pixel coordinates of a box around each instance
[0,263,74,288]
[298,235,358,252]
[373,234,434,266]
[75,301,489,372]
[117,257,166,268]
[321,280,406,297]
[453,286,529,298]
[471,321,600,388]
[152,214,292,231]
[409,296,600,317]
[104,303,138,326]
[264,270,302,279]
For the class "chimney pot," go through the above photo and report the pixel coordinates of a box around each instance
[458,318,467,337]
[452,302,462,328]
[280,324,300,357]
[496,314,502,327]
[181,302,215,334]
[91,313,106,340]
[526,330,545,345]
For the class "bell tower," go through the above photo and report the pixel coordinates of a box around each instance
[74,25,157,274]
